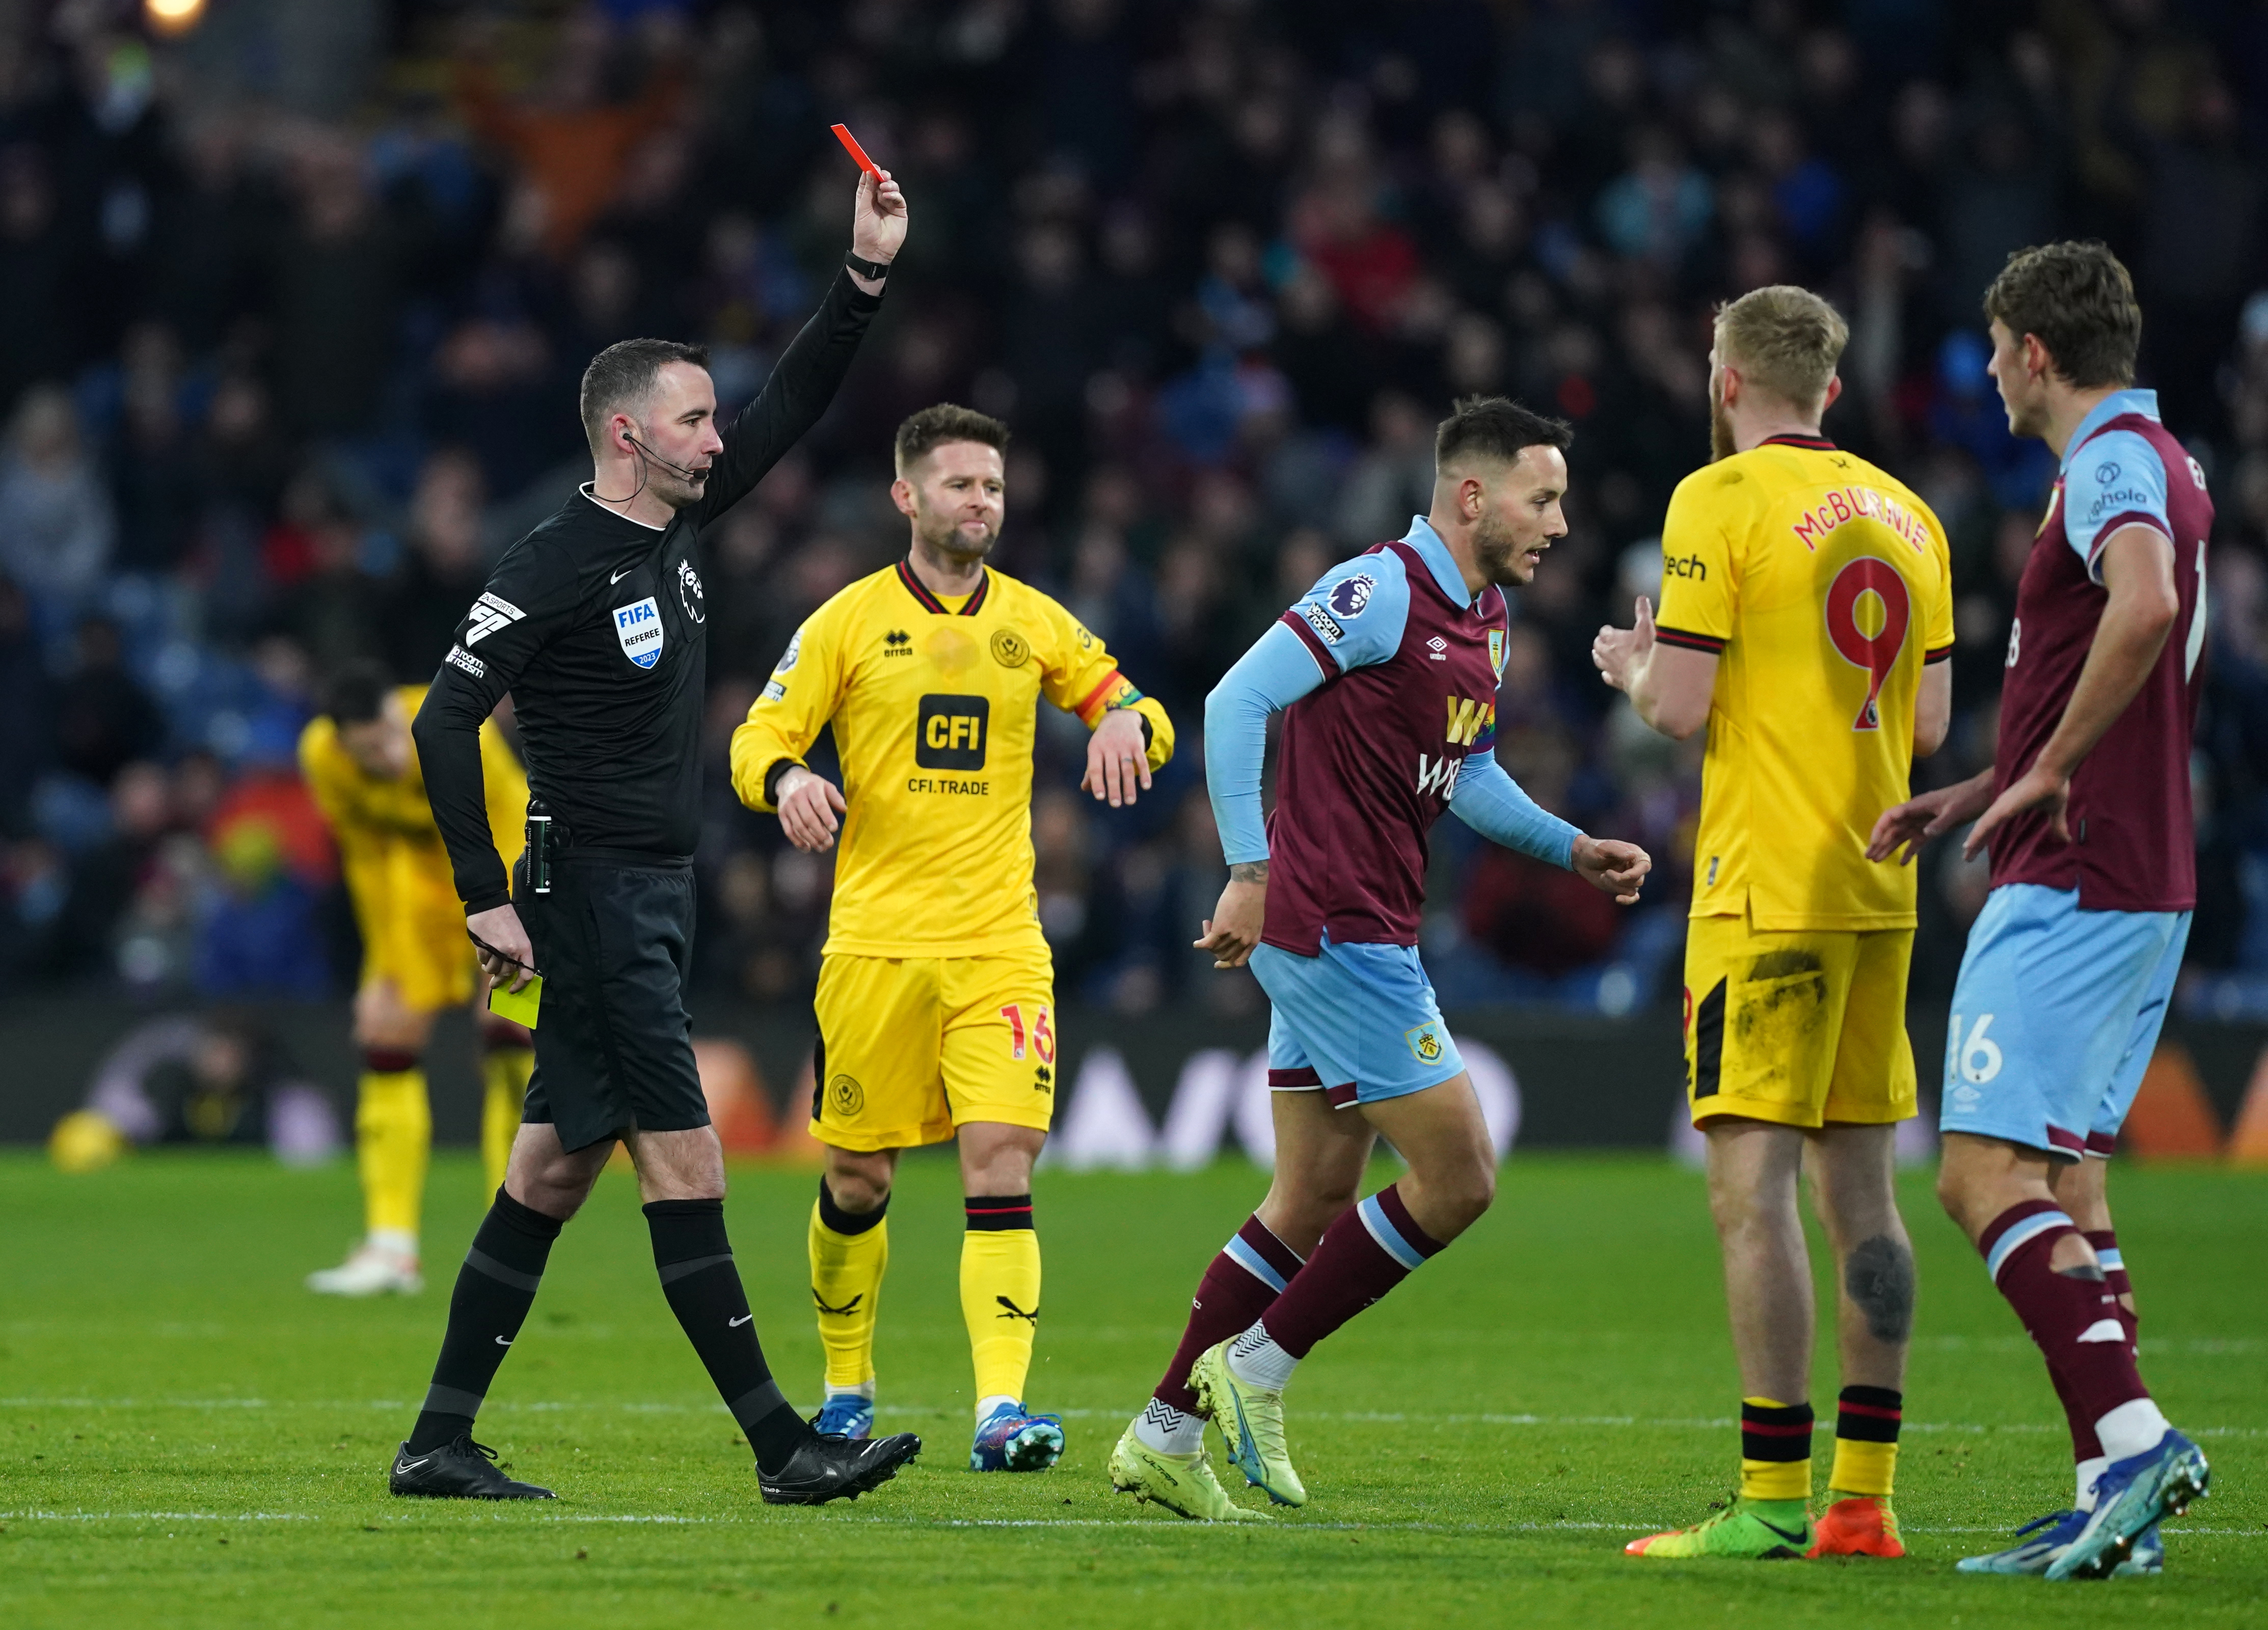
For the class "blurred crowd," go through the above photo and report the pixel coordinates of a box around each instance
[4,0,2267,1022]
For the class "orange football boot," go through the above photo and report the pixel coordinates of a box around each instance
[1806,1493,1905,1558]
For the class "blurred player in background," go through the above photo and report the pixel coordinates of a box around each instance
[732,404,1174,1473]
[1596,287,1953,1560]
[300,662,531,1295]
[1110,397,1649,1520]
[1871,243,2213,1580]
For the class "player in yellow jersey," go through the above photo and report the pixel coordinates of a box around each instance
[1594,287,1953,1560]
[730,404,1174,1471]
[301,663,532,1296]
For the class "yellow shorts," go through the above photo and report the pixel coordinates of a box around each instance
[811,946,1059,1151]
[1682,910,1916,1129]
[354,849,477,1014]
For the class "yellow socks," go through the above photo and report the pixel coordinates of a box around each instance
[1738,1396,1814,1504]
[356,1058,430,1241]
[1827,1386,1902,1499]
[961,1194,1040,1416]
[480,1047,534,1198]
[810,1178,888,1394]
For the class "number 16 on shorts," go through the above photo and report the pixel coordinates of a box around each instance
[1000,1003,1055,1064]
[1948,1013,2004,1086]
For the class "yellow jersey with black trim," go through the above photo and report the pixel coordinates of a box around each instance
[299,685,528,926]
[728,559,1175,958]
[1655,435,1953,931]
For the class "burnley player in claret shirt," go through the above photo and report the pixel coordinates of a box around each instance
[1871,242,2214,1580]
[1107,396,1651,1521]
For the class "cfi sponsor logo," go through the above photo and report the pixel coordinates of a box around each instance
[613,596,664,669]
[1405,1022,1445,1064]
[990,627,1030,668]
[677,558,706,623]
[1327,572,1378,619]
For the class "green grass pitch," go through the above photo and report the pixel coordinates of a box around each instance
[2,1149,2261,1628]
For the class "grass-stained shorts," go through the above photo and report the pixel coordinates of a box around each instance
[811,943,1058,1151]
[517,854,711,1154]
[1683,908,1916,1129]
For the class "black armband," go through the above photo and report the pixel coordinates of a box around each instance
[763,758,803,806]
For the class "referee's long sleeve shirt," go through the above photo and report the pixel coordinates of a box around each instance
[413,268,883,914]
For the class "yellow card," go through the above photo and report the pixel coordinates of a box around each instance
[487,975,542,1028]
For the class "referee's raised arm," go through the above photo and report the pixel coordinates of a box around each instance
[695,168,906,523]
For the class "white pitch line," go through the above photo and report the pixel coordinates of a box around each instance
[4,1397,2264,1440]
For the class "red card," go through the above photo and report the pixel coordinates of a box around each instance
[830,123,880,177]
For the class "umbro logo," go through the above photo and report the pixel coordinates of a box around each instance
[882,629,913,657]
[1426,636,1448,662]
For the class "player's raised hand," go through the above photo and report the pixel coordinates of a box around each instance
[1963,763,2070,860]
[1081,709,1152,807]
[1866,771,1995,865]
[776,766,848,852]
[1571,835,1651,905]
[1195,867,1267,969]
[852,168,908,265]
[1592,595,1656,693]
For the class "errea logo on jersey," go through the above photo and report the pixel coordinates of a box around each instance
[464,592,524,645]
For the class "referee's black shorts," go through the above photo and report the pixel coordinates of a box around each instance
[516,852,710,1153]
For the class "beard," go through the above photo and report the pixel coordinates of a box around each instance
[1709,382,1736,463]
[916,506,1000,562]
[1472,508,1532,585]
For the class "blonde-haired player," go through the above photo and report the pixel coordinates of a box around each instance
[731,403,1173,1471]
[302,663,532,1296]
[1595,286,1953,1559]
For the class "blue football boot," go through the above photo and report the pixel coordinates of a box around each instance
[811,1392,874,1442]
[2113,1520,2164,1577]
[970,1401,1065,1471]
[2045,1430,2209,1581]
[1955,1507,2088,1574]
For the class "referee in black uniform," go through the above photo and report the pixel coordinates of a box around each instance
[385,167,919,1505]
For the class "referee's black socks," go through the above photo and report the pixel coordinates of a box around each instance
[407,1190,561,1454]
[645,1198,809,1473]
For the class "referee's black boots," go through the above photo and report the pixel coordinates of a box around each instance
[389,1433,555,1500]
[758,1429,923,1505]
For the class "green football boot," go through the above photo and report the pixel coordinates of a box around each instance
[1191,1342,1307,1507]
[1625,1497,1813,1559]
[1108,1421,1269,1522]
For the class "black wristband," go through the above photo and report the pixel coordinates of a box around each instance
[1107,705,1153,752]
[845,251,892,282]
[763,758,802,806]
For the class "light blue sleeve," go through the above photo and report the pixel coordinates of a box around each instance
[1203,621,1333,866]
[1449,749,1581,869]
[1282,549,1413,673]
[2063,429,2171,584]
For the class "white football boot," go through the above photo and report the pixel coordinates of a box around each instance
[307,1238,424,1296]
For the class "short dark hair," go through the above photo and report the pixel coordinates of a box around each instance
[1434,395,1574,471]
[894,402,1010,474]
[1983,242,2141,390]
[321,660,392,726]
[579,338,711,454]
